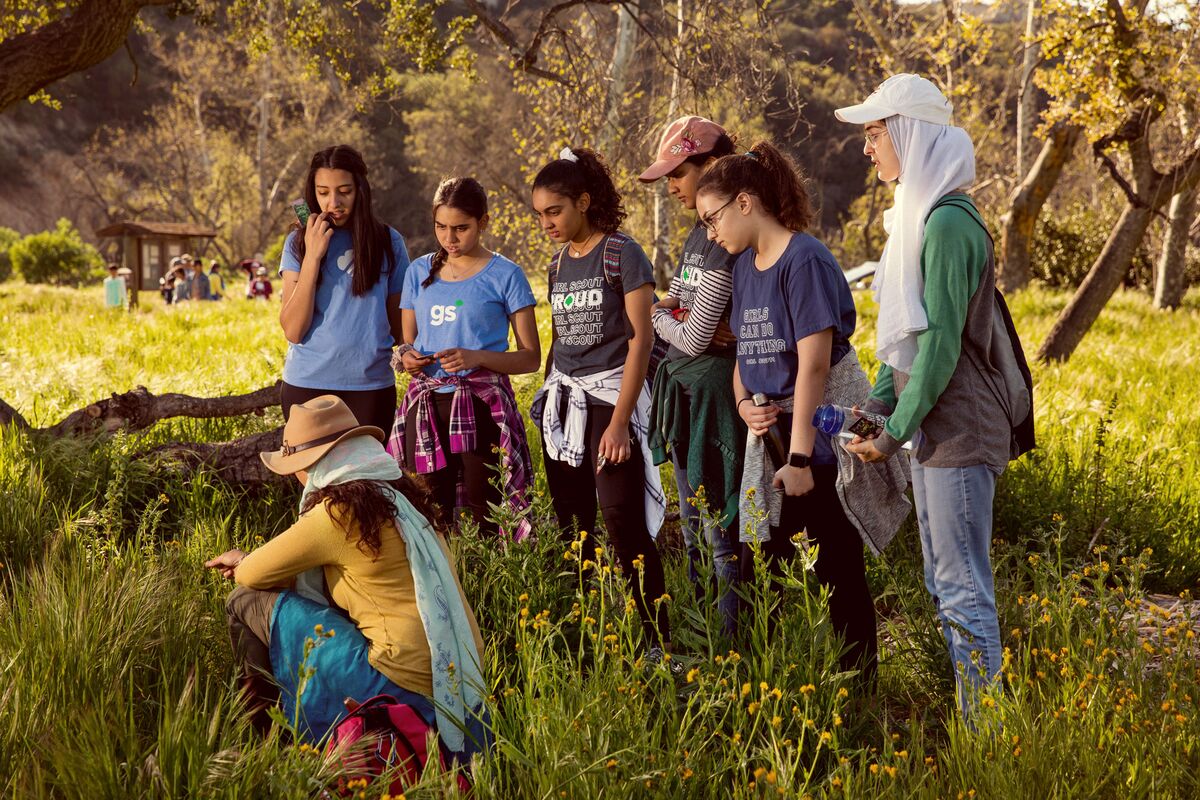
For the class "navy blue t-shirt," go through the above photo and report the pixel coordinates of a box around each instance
[731,233,856,464]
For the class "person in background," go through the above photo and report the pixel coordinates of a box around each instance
[209,262,225,300]
[104,263,126,309]
[638,115,745,637]
[189,254,212,301]
[160,274,174,305]
[172,260,191,303]
[249,266,273,300]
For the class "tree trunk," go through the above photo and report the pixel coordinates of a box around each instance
[0,0,172,112]
[998,123,1081,292]
[1154,187,1197,310]
[142,427,287,486]
[597,2,639,153]
[1016,0,1040,178]
[648,0,684,291]
[1037,201,1154,362]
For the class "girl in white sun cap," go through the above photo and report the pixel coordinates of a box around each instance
[836,74,1014,723]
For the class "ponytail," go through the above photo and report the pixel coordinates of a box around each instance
[694,140,814,231]
[532,147,627,234]
[424,177,489,289]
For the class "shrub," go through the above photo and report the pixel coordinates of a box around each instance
[1032,200,1153,289]
[0,226,19,282]
[9,218,103,286]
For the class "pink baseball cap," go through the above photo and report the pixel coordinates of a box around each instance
[638,116,728,183]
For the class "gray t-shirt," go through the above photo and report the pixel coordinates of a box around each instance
[549,235,655,377]
[665,224,735,361]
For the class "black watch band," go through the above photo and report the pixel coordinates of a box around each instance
[787,452,811,469]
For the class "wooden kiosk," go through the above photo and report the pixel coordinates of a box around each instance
[96,221,218,307]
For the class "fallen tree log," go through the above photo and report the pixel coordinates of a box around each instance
[1,383,285,486]
[141,427,288,487]
[45,382,281,437]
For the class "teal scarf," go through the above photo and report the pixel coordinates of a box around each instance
[299,435,485,753]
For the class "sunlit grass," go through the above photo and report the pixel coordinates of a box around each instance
[2,280,1199,797]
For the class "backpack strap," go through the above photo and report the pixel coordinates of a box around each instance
[601,232,633,293]
[547,246,566,293]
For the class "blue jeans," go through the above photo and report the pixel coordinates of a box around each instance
[910,458,1003,719]
[674,455,741,637]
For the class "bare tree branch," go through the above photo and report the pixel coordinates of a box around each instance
[0,0,174,111]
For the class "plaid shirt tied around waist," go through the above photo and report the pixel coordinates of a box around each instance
[388,368,534,542]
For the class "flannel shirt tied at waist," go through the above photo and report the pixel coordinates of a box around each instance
[387,368,533,542]
[530,365,666,540]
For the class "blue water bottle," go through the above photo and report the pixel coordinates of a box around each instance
[812,404,887,439]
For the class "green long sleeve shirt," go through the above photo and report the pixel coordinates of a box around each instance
[869,199,990,448]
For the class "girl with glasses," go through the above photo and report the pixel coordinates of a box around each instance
[695,141,910,686]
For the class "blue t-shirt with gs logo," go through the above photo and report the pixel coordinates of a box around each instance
[401,252,536,383]
[280,226,409,391]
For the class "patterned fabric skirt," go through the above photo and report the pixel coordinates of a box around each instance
[268,591,491,763]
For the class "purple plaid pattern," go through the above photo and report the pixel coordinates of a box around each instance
[388,369,534,541]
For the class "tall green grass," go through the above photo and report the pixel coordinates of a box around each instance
[1,282,1199,798]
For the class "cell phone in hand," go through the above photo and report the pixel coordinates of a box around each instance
[292,199,311,227]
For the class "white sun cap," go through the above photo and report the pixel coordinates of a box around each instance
[834,74,953,126]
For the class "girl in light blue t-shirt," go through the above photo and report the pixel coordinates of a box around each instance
[390,178,540,539]
[278,145,410,436]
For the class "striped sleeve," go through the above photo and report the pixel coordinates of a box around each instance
[651,267,734,356]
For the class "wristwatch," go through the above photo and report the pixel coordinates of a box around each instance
[787,452,812,469]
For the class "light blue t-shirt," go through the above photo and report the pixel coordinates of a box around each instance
[401,252,536,383]
[280,226,410,391]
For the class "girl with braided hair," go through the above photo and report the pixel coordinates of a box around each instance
[389,177,540,540]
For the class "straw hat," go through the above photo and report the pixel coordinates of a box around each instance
[260,395,385,475]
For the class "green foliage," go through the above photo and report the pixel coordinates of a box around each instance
[1030,200,1154,289]
[8,218,102,286]
[0,226,19,282]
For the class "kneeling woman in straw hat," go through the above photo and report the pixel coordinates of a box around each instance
[205,395,489,762]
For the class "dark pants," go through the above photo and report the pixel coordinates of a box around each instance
[403,392,503,537]
[741,464,878,685]
[542,399,670,646]
[281,381,397,439]
[225,585,281,732]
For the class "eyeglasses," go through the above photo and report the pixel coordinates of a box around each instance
[864,129,889,148]
[701,197,736,232]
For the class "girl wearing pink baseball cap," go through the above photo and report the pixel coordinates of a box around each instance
[639,116,746,637]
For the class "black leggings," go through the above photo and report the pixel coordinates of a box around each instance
[280,382,397,439]
[741,464,878,685]
[403,392,503,537]
[542,398,669,646]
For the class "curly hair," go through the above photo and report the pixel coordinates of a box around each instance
[300,475,446,558]
[694,140,815,232]
[532,147,626,234]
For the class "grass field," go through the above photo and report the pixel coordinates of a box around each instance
[2,281,1199,798]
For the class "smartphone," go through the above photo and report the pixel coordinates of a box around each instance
[291,199,311,227]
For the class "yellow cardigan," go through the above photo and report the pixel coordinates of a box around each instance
[235,500,484,698]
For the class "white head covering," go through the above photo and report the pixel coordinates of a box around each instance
[874,115,976,372]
